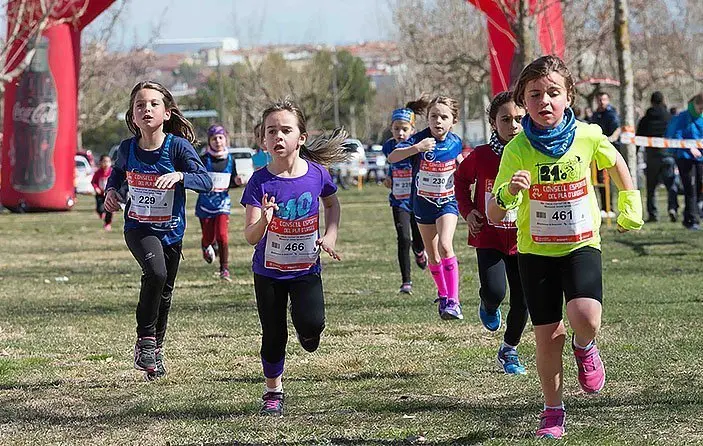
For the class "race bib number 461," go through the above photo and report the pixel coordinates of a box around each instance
[529,178,593,243]
[265,214,320,271]
[126,172,175,223]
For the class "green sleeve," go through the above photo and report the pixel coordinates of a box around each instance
[593,127,618,170]
[494,142,522,194]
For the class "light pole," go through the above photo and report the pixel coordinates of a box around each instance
[331,48,340,128]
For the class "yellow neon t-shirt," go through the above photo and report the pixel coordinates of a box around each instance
[494,121,618,257]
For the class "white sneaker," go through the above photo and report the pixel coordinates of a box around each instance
[202,245,215,264]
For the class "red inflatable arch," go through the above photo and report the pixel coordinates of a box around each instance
[466,0,565,96]
[1,0,114,212]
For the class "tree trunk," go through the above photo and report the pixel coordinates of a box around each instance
[614,0,638,188]
[516,0,534,70]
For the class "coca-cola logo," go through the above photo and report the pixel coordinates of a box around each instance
[12,102,58,125]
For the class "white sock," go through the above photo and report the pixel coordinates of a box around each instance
[265,384,283,394]
[501,342,517,351]
[573,338,595,350]
[544,403,565,411]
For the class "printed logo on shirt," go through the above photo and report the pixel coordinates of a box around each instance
[536,156,583,184]
[276,192,314,220]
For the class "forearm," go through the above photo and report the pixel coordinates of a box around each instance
[387,145,418,163]
[322,198,341,240]
[244,216,268,245]
[606,152,634,191]
[487,197,507,224]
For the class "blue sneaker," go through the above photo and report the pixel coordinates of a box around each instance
[441,300,464,320]
[478,301,501,332]
[497,346,526,375]
[433,295,448,317]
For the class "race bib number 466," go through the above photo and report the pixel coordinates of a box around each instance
[265,214,320,271]
[126,172,175,223]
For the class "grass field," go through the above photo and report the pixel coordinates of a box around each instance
[0,185,702,445]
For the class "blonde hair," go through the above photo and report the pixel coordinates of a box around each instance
[260,98,349,166]
[126,81,196,144]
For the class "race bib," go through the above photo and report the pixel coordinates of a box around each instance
[126,172,175,223]
[392,168,412,200]
[485,179,516,228]
[209,172,231,192]
[529,178,593,243]
[417,159,455,199]
[265,214,320,271]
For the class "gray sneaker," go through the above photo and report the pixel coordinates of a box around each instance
[145,348,166,381]
[260,391,284,416]
[134,337,157,372]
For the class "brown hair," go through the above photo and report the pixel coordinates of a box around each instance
[513,55,575,108]
[428,95,459,122]
[404,93,430,116]
[690,93,703,105]
[126,81,196,144]
[260,98,349,166]
[486,91,516,124]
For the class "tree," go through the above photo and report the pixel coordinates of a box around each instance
[391,0,490,140]
[614,0,637,186]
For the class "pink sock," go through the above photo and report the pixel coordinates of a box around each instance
[441,256,460,303]
[428,263,448,297]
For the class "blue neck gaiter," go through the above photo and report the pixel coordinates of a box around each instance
[522,107,577,158]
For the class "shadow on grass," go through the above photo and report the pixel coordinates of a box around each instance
[613,238,690,257]
[178,434,490,445]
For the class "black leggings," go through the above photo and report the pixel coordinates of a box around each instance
[392,206,425,283]
[95,195,113,224]
[476,248,529,347]
[125,229,182,346]
[254,273,326,365]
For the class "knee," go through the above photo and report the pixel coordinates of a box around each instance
[144,268,168,288]
[438,240,453,258]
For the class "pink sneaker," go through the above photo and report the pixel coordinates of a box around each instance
[573,339,606,393]
[535,408,565,439]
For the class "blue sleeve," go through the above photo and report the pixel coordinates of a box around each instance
[320,164,338,197]
[172,138,212,192]
[105,140,129,191]
[240,174,262,208]
[665,114,683,139]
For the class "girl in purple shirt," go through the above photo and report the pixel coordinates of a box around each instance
[241,99,347,416]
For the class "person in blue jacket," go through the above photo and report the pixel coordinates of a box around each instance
[104,81,212,380]
[665,93,703,230]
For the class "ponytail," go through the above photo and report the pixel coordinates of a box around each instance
[300,127,350,166]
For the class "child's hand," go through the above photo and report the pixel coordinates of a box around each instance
[467,209,485,236]
[234,175,244,186]
[616,223,628,233]
[508,170,531,195]
[416,138,436,153]
[316,235,341,261]
[691,147,702,159]
[383,177,392,189]
[154,172,183,189]
[104,189,122,213]
[261,193,279,225]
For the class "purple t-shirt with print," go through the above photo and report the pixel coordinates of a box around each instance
[240,160,337,280]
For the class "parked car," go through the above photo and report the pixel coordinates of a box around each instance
[330,138,367,188]
[228,147,255,185]
[365,144,386,183]
[75,154,94,195]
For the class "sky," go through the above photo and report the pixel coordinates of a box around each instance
[86,0,394,48]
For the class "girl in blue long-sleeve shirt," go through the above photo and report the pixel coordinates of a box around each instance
[104,81,212,380]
